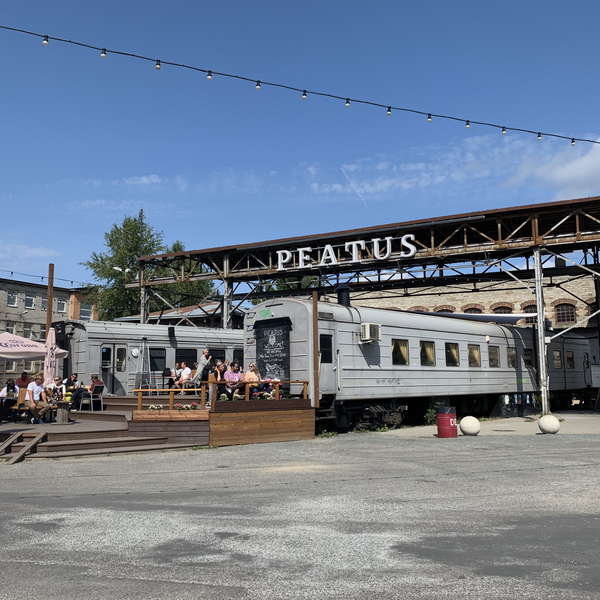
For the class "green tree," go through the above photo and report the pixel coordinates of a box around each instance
[81,210,212,321]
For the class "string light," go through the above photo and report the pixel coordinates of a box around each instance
[465,121,470,129]
[256,80,261,90]
[537,133,542,140]
[387,106,391,116]
[1,24,595,147]
[302,90,307,100]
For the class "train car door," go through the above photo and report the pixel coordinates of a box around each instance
[584,352,592,386]
[101,344,128,395]
[319,325,338,394]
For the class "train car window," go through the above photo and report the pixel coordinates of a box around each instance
[233,348,244,369]
[420,341,436,366]
[209,348,226,363]
[584,353,590,369]
[489,346,500,368]
[553,350,562,369]
[176,349,197,366]
[507,347,517,368]
[524,349,534,368]
[320,335,333,364]
[149,348,166,371]
[101,347,112,368]
[445,343,460,367]
[116,348,126,372]
[566,351,575,369]
[392,339,409,366]
[468,344,481,367]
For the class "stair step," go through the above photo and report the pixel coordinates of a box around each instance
[11,436,169,453]
[4,443,196,460]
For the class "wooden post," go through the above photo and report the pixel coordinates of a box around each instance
[169,390,175,411]
[137,390,143,411]
[201,384,206,410]
[312,290,320,408]
[245,382,250,401]
[274,382,280,400]
[45,263,54,335]
[303,382,307,399]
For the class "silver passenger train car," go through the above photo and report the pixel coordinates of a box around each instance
[54,320,245,395]
[244,298,592,428]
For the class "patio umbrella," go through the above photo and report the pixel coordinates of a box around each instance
[44,327,58,387]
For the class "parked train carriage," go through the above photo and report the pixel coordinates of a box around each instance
[245,298,591,428]
[54,320,245,395]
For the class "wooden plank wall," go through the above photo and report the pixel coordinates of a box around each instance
[209,409,315,447]
[128,421,210,446]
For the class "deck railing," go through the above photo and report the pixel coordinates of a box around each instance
[132,380,309,411]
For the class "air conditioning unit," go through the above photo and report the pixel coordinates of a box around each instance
[360,323,381,343]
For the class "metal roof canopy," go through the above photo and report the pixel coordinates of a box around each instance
[132,196,600,308]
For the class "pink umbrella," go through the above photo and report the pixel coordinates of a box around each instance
[44,327,59,387]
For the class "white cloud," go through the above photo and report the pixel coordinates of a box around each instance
[0,241,60,260]
[121,174,164,186]
[174,175,189,193]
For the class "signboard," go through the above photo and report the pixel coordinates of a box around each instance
[255,318,290,382]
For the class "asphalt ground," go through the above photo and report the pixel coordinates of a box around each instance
[1,414,599,599]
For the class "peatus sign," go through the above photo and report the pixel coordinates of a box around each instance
[276,235,416,271]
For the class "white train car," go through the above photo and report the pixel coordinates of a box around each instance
[244,298,591,428]
[54,320,245,396]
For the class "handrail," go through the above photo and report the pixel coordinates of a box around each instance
[132,380,309,411]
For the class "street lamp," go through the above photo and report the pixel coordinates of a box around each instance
[113,267,131,274]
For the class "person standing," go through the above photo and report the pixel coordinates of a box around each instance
[198,349,212,381]
[26,374,50,424]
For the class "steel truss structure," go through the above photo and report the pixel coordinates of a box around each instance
[132,196,600,414]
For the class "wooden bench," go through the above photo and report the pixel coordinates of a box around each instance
[9,390,59,423]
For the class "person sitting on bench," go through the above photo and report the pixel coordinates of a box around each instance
[26,375,50,424]
[70,374,104,411]
[174,362,192,394]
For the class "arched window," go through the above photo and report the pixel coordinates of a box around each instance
[464,308,482,314]
[524,305,537,324]
[493,306,512,314]
[436,309,454,314]
[555,303,575,324]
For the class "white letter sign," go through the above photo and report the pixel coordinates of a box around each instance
[277,250,292,271]
[319,244,338,267]
[344,240,366,262]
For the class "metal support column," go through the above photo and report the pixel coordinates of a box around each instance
[222,280,233,329]
[533,248,550,414]
[140,261,149,325]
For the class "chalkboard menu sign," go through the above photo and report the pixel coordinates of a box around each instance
[255,318,291,382]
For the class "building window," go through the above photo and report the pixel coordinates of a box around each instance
[79,303,93,321]
[392,339,409,366]
[5,321,16,334]
[553,350,562,369]
[489,346,500,368]
[507,347,517,368]
[5,361,17,373]
[493,306,512,314]
[566,351,575,369]
[464,308,482,314]
[524,348,534,368]
[40,325,46,341]
[23,323,33,339]
[420,341,436,366]
[7,290,18,307]
[524,305,537,324]
[24,293,35,309]
[41,296,48,311]
[319,335,333,364]
[555,303,575,324]
[436,309,454,314]
[445,343,460,367]
[468,344,481,367]
[57,298,67,313]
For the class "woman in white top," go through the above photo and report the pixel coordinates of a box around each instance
[47,377,66,404]
[0,379,19,422]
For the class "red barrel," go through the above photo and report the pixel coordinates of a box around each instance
[436,406,457,438]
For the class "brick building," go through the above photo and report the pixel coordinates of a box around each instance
[0,278,97,375]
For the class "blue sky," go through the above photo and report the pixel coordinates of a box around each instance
[1,1,599,287]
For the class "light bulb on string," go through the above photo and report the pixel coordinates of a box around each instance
[465,121,470,129]
[502,127,507,135]
[302,90,307,100]
[387,107,391,116]
[100,48,106,59]
[537,133,542,140]
[345,98,350,107]
[256,81,261,90]
[155,60,161,71]
[427,114,432,122]
[42,35,49,46]
[571,138,576,146]
[207,70,212,80]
